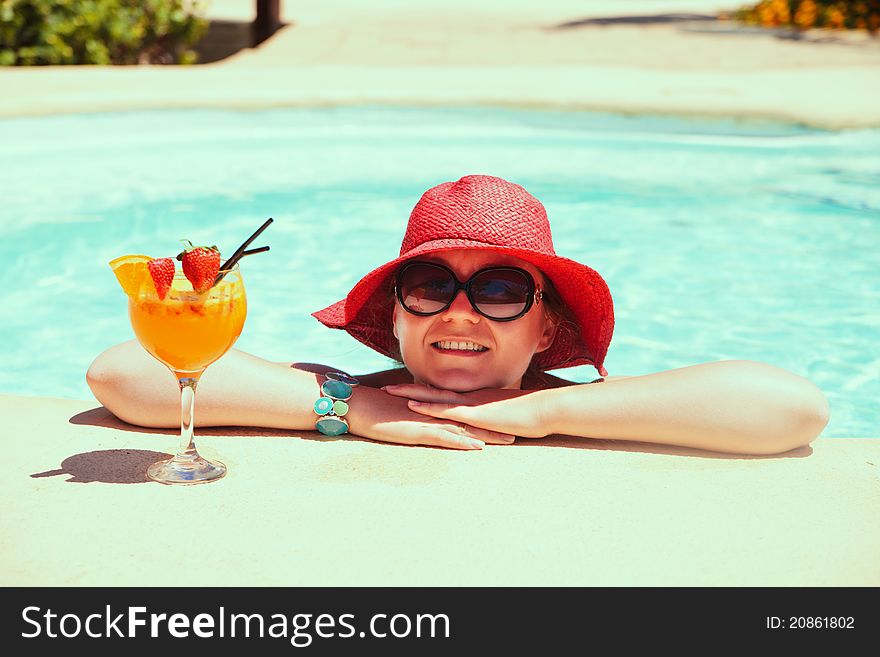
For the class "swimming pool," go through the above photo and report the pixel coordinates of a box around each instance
[0,106,876,437]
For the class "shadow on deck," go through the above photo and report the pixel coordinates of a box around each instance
[195,18,289,63]
[553,13,719,29]
[195,0,285,64]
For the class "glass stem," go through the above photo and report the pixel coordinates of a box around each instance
[176,375,202,462]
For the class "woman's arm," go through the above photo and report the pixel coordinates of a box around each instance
[85,341,512,448]
[86,340,337,429]
[544,360,829,454]
[384,360,831,455]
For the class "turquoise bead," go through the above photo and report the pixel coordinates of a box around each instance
[332,400,349,416]
[316,416,349,436]
[321,379,352,400]
[313,396,334,415]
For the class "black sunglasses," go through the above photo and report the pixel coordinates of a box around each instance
[394,261,542,322]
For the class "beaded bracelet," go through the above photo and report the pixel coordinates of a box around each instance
[314,371,359,436]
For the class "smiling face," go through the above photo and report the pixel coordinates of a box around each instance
[391,249,558,391]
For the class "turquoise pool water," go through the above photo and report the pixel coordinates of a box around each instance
[0,107,877,437]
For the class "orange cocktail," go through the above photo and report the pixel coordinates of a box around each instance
[111,250,250,485]
[129,271,246,377]
[111,219,271,485]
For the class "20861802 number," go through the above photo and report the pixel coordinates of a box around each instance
[789,617,854,629]
[766,616,855,629]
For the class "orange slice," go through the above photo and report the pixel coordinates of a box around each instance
[109,254,154,297]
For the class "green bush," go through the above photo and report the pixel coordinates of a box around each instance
[0,0,210,65]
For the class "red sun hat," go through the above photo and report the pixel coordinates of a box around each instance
[312,174,613,376]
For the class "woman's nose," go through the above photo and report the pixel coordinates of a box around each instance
[441,289,481,321]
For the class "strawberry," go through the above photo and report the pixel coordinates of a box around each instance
[177,240,221,294]
[147,258,175,300]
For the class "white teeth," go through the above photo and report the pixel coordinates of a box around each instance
[435,341,487,352]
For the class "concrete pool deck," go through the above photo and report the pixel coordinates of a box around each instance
[1,394,878,586]
[1,1,879,128]
[1,2,879,586]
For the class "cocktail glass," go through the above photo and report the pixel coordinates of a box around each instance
[128,266,246,485]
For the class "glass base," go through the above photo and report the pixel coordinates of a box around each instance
[147,456,227,485]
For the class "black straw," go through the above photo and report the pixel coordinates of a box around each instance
[215,218,273,284]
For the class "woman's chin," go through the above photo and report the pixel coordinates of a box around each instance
[422,371,486,392]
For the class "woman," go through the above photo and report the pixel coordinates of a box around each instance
[87,175,829,454]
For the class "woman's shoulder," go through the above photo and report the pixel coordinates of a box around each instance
[523,371,574,390]
[352,368,630,390]
[287,362,629,390]
[523,371,631,390]
[354,367,414,388]
[283,362,411,388]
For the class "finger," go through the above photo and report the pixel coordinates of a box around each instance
[422,425,485,450]
[382,384,465,404]
[463,425,516,445]
[445,422,515,446]
[408,402,513,442]
[371,427,479,451]
[406,399,473,420]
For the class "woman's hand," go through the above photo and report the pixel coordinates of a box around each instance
[344,385,516,450]
[380,384,553,439]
